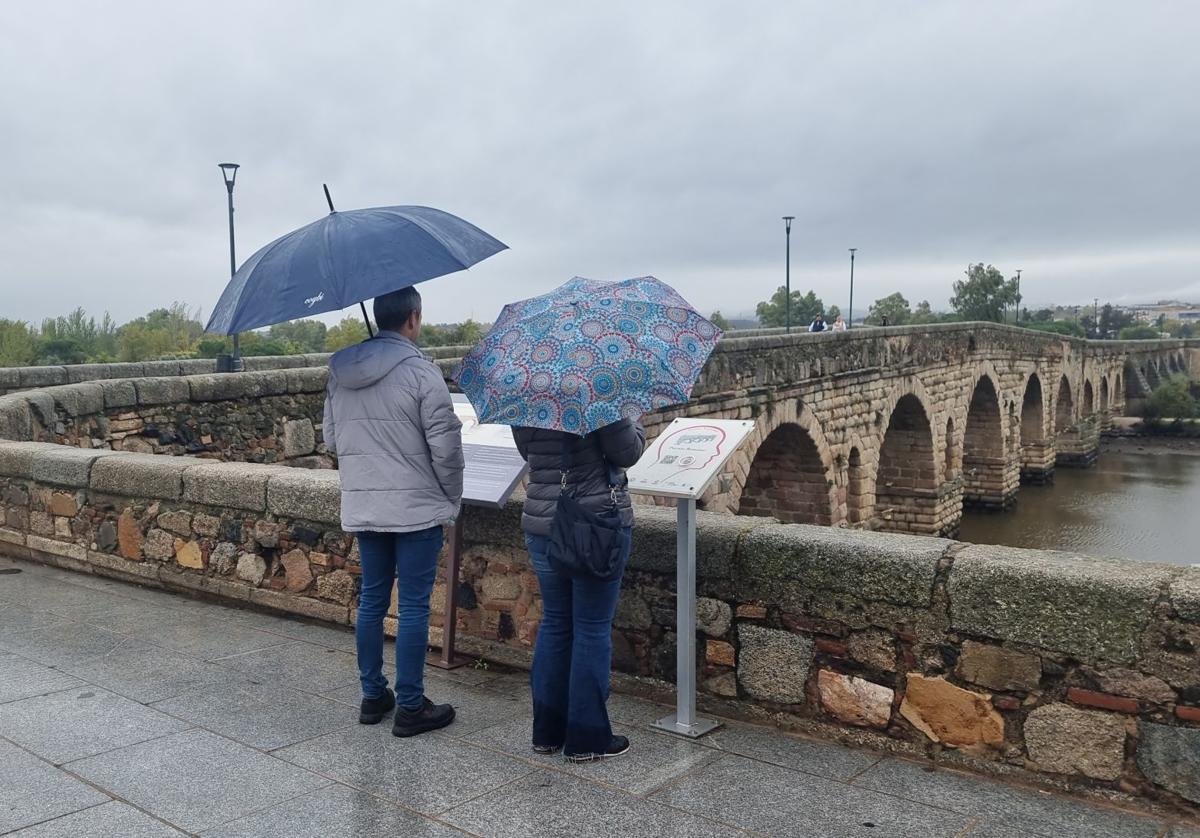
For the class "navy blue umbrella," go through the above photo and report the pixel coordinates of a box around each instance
[205,190,507,335]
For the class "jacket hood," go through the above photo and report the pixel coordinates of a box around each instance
[330,332,423,390]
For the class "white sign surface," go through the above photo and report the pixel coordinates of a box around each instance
[452,395,527,507]
[626,418,755,500]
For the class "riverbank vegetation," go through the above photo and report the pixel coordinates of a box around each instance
[0,305,486,366]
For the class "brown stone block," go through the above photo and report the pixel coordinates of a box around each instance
[818,670,893,729]
[706,640,736,667]
[899,674,1003,749]
[49,492,78,518]
[117,509,142,560]
[736,604,767,620]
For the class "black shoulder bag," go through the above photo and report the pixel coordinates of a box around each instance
[548,436,626,581]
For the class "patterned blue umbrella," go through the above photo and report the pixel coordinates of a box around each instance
[454,277,722,435]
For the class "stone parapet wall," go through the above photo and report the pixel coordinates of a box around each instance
[0,370,331,465]
[1,438,1198,815]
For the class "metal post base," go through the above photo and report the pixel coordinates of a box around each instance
[425,650,472,670]
[652,713,721,739]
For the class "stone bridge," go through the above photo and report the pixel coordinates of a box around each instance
[636,324,1197,537]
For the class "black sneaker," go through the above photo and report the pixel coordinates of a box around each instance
[564,735,630,763]
[392,697,455,738]
[532,743,562,755]
[359,689,395,725]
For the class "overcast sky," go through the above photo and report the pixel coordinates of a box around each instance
[2,1,1197,328]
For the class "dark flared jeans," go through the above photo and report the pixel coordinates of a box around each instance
[526,529,632,756]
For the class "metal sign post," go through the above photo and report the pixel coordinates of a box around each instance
[652,496,720,737]
[428,516,470,669]
[626,418,755,740]
[428,397,528,669]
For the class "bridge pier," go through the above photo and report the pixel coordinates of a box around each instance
[1055,419,1101,468]
[1019,442,1056,484]
[962,455,1020,509]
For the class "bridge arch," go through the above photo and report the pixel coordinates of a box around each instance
[1083,380,1095,416]
[1054,375,1075,433]
[736,400,836,525]
[874,382,947,535]
[961,373,1010,508]
[1018,373,1053,483]
[1100,376,1110,414]
[943,417,960,482]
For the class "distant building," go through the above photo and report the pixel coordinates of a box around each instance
[1126,301,1200,323]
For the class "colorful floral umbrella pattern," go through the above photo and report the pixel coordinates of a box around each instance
[454,276,722,435]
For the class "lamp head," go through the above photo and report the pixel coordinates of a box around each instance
[782,215,794,233]
[218,163,240,187]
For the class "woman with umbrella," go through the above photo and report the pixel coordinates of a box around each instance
[456,277,721,761]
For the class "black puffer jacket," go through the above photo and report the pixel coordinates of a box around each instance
[513,419,647,536]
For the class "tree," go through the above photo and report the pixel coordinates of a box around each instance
[1097,304,1133,338]
[1165,319,1197,338]
[0,320,37,366]
[949,264,1018,322]
[1030,308,1055,323]
[709,311,731,331]
[909,300,936,324]
[755,287,824,328]
[270,319,328,353]
[826,305,841,322]
[325,317,369,351]
[1118,324,1161,340]
[1024,320,1086,338]
[865,292,911,326]
[1146,375,1198,419]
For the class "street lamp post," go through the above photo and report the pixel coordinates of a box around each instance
[1094,297,1100,338]
[1015,269,1022,325]
[219,163,243,371]
[848,248,857,329]
[782,217,794,333]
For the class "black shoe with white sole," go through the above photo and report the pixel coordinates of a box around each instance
[532,743,562,755]
[564,735,630,763]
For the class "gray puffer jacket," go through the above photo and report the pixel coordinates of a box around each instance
[323,331,464,532]
[513,419,646,537]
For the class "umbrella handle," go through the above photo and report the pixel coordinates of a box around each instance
[360,301,374,338]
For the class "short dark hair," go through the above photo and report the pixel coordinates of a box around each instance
[374,286,422,332]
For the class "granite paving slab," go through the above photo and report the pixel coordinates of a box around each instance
[0,685,190,763]
[6,800,188,836]
[699,721,881,782]
[199,782,466,838]
[442,770,751,838]
[153,680,355,750]
[466,717,723,796]
[58,640,245,704]
[0,739,110,833]
[0,601,70,636]
[853,757,1164,838]
[0,652,83,705]
[134,617,295,661]
[652,753,971,837]
[0,621,132,667]
[274,725,531,814]
[212,640,361,694]
[66,728,329,833]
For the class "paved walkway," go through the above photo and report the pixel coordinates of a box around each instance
[0,557,1193,838]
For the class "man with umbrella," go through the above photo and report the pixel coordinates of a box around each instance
[206,196,507,736]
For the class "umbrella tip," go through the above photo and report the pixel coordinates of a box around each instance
[323,183,336,213]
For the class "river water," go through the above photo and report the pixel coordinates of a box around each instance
[958,445,1200,567]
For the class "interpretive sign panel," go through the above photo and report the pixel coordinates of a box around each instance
[626,418,755,500]
[452,395,527,508]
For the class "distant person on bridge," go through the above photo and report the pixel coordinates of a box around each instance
[324,286,464,738]
[809,314,827,332]
[832,315,847,332]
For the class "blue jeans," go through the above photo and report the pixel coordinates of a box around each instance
[526,528,632,755]
[355,527,443,710]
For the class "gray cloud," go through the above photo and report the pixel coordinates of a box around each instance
[1,0,1196,328]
